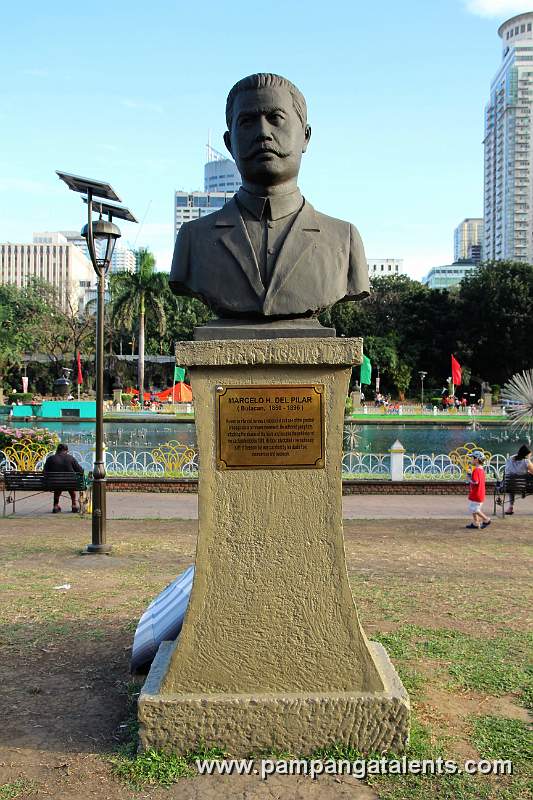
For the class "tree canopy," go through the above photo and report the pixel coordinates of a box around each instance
[1,260,532,399]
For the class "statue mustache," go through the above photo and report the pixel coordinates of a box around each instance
[242,146,290,160]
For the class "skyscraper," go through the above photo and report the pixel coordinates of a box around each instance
[204,144,241,193]
[454,218,484,263]
[484,12,533,263]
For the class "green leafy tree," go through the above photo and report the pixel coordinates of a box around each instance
[390,361,412,401]
[110,249,167,402]
[322,274,461,397]
[457,261,533,384]
[144,286,213,354]
[29,279,95,373]
[0,282,60,400]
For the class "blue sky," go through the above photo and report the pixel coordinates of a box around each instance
[0,0,531,278]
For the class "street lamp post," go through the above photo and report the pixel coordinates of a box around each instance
[418,370,428,407]
[56,172,137,553]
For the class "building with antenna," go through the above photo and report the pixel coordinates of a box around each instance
[484,12,533,263]
[174,142,239,239]
[204,143,241,193]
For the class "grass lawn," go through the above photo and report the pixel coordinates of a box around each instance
[0,517,531,799]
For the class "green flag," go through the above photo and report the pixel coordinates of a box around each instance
[174,366,185,383]
[360,355,372,385]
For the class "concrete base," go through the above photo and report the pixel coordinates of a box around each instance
[139,639,409,755]
[137,337,409,754]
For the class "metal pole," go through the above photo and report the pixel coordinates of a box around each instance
[421,377,424,406]
[86,191,110,554]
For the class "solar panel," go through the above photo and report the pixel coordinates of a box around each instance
[56,170,121,202]
[82,198,138,223]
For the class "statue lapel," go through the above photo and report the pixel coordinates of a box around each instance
[263,202,320,311]
[214,199,265,299]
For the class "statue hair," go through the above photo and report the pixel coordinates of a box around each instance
[226,73,307,129]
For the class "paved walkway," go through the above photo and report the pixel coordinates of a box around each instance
[3,490,530,519]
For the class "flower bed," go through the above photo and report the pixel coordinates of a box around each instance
[0,425,59,454]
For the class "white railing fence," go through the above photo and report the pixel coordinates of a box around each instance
[1,439,507,481]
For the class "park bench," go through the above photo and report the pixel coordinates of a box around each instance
[493,474,533,517]
[2,471,89,516]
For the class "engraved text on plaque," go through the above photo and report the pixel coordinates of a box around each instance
[216,385,324,469]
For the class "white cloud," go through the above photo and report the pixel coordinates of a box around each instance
[465,0,530,17]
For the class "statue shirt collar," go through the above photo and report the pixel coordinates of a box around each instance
[236,186,303,221]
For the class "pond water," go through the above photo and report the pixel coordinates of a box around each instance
[1,416,529,459]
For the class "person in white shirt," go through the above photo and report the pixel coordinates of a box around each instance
[504,444,533,514]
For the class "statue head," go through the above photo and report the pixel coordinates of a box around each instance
[223,73,311,190]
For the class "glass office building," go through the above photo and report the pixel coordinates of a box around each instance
[484,12,533,263]
[204,157,241,193]
[422,262,478,290]
[454,219,484,263]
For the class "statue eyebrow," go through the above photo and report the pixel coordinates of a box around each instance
[237,105,287,120]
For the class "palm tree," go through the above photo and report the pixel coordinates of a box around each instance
[110,249,167,405]
[503,369,533,438]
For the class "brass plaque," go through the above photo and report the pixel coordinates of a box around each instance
[216,384,325,469]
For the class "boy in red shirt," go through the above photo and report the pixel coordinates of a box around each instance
[466,450,491,529]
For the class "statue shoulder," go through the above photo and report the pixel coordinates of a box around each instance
[309,207,363,244]
[176,198,239,241]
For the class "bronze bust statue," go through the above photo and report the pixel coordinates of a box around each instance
[169,73,370,319]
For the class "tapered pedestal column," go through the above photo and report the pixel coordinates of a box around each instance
[139,337,409,755]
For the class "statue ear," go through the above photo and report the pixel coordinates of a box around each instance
[302,124,311,153]
[223,130,233,156]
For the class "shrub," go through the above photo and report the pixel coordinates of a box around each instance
[121,393,134,405]
[8,392,34,403]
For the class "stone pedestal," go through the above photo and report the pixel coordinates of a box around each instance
[139,337,409,755]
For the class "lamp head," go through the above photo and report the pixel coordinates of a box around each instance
[82,218,121,272]
[82,218,121,243]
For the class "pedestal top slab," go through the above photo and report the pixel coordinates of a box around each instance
[175,337,363,367]
[194,318,336,340]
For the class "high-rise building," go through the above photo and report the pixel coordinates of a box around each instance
[0,232,93,309]
[109,244,136,273]
[484,12,533,263]
[367,258,404,278]
[454,218,484,263]
[174,191,235,239]
[204,145,241,193]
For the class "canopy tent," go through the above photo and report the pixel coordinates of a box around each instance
[158,383,193,402]
[126,382,193,402]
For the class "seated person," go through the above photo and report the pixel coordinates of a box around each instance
[504,444,533,515]
[43,443,84,514]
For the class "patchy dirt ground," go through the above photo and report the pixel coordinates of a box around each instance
[0,517,531,799]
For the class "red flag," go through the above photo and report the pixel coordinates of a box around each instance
[76,351,83,385]
[451,355,462,386]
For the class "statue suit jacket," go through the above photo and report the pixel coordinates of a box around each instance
[169,196,369,318]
